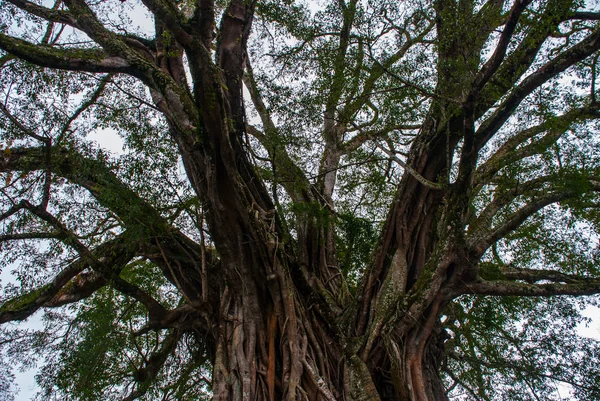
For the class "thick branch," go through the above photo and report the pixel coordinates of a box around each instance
[0,235,132,323]
[0,33,130,73]
[476,27,600,149]
[3,202,168,321]
[475,105,600,187]
[6,0,78,27]
[0,146,219,306]
[55,0,197,132]
[471,0,534,95]
[138,0,194,48]
[464,278,600,296]
[500,266,589,284]
[566,11,600,20]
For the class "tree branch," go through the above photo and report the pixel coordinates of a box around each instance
[471,0,534,96]
[475,27,600,149]
[474,105,600,187]
[57,73,113,142]
[566,12,600,21]
[450,352,600,393]
[243,57,314,204]
[139,0,194,48]
[49,0,198,133]
[343,124,420,153]
[472,191,573,253]
[469,175,556,234]
[475,3,593,119]
[469,171,600,256]
[0,146,220,307]
[343,17,436,119]
[376,144,446,190]
[464,278,600,296]
[0,33,130,73]
[0,231,59,241]
[6,0,78,27]
[0,102,51,143]
[500,266,589,284]
[0,234,133,323]
[124,328,182,401]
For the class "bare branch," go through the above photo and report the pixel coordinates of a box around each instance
[376,144,446,190]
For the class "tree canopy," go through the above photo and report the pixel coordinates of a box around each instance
[0,0,600,400]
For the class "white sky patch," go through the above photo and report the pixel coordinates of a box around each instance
[88,127,125,155]
[12,314,44,401]
[578,305,600,339]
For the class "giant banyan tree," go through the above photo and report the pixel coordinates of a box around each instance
[1,0,600,399]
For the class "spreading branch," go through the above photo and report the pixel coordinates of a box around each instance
[464,278,600,297]
[476,27,600,149]
[6,0,79,27]
[0,146,220,307]
[471,0,534,96]
[0,234,133,323]
[0,33,130,73]
[474,105,600,187]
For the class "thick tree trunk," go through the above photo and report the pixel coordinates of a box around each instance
[207,279,450,401]
[188,95,459,400]
[148,2,459,399]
